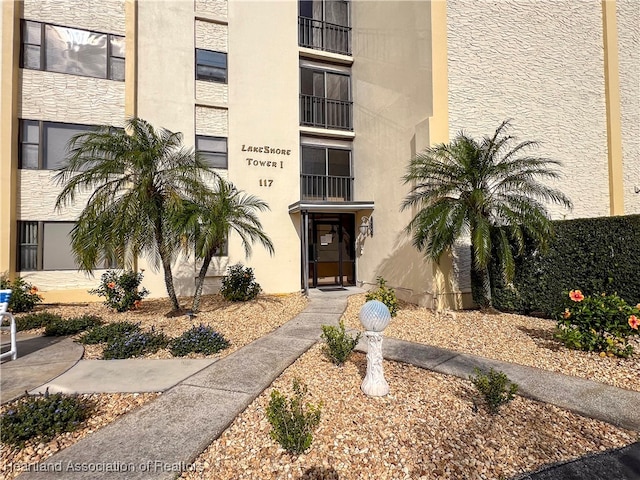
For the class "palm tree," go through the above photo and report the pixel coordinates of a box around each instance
[55,117,216,313]
[401,120,572,308]
[172,177,274,313]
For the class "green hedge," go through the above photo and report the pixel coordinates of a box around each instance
[490,214,640,317]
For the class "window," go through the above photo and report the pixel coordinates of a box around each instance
[196,49,227,83]
[300,66,352,130]
[301,145,352,201]
[196,136,227,168]
[18,222,78,271]
[299,0,351,54]
[19,120,95,170]
[21,20,125,81]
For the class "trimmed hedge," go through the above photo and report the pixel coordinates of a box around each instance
[490,214,640,317]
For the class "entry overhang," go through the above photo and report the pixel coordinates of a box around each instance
[288,200,374,214]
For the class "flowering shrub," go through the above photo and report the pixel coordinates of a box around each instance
[78,321,141,345]
[0,273,43,313]
[0,391,93,447]
[102,328,168,359]
[169,324,230,357]
[89,270,149,312]
[220,263,261,302]
[555,289,640,358]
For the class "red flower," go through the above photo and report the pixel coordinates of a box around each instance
[629,315,639,330]
[569,290,584,302]
[133,300,142,309]
[107,282,116,289]
[29,286,38,295]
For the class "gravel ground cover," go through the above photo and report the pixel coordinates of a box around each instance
[183,344,638,480]
[0,393,159,480]
[3,292,638,479]
[342,294,640,393]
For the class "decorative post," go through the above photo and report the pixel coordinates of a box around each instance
[359,300,391,396]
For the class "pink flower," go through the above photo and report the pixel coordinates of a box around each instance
[629,315,639,330]
[563,309,571,319]
[107,282,116,289]
[569,290,584,302]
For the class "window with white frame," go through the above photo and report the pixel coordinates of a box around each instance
[19,120,95,170]
[196,135,227,169]
[21,20,125,81]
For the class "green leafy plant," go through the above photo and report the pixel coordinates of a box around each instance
[0,273,43,313]
[77,321,141,345]
[44,315,103,336]
[0,390,93,447]
[320,320,361,366]
[266,378,322,455]
[220,263,261,302]
[365,277,399,317]
[169,324,230,357]
[555,289,640,358]
[102,329,169,359]
[89,270,149,313]
[4,312,63,332]
[469,367,518,415]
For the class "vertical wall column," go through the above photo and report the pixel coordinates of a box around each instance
[0,0,21,278]
[125,0,138,119]
[602,0,624,215]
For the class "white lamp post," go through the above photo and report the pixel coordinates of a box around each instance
[359,300,391,396]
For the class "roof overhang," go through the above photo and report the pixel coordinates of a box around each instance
[288,200,375,214]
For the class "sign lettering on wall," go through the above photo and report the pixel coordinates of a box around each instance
[241,144,293,188]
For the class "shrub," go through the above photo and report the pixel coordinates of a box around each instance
[490,215,640,316]
[555,290,640,358]
[320,320,361,366]
[0,391,93,447]
[77,321,141,345]
[365,277,399,317]
[89,270,149,312]
[169,324,230,357]
[266,378,322,454]
[5,312,63,332]
[44,315,103,336]
[220,263,261,302]
[469,367,518,415]
[0,273,43,313]
[102,329,169,359]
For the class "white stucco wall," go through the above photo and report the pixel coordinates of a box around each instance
[23,0,125,35]
[195,20,228,52]
[447,0,609,221]
[617,0,640,215]
[195,0,227,20]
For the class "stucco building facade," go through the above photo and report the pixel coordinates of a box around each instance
[1,0,638,308]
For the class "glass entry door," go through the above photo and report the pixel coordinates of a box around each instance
[307,213,355,288]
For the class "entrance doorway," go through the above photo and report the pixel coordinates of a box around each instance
[307,213,355,288]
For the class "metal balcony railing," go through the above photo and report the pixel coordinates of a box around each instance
[298,17,351,55]
[300,94,353,131]
[301,174,353,201]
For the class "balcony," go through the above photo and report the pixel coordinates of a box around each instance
[300,94,353,131]
[298,17,351,56]
[301,174,352,201]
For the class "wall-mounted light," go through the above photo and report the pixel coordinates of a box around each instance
[359,215,373,238]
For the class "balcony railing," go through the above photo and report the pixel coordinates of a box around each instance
[298,17,351,55]
[301,174,352,201]
[300,94,353,131]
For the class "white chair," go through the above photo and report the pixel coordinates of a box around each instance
[0,289,17,361]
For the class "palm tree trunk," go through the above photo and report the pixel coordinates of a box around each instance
[154,220,181,312]
[471,264,493,309]
[192,253,213,313]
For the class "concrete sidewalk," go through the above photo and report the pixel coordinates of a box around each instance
[4,287,639,479]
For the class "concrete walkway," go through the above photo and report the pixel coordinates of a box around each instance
[2,287,638,479]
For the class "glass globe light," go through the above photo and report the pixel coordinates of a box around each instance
[359,300,391,332]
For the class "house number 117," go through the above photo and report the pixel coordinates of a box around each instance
[259,179,273,187]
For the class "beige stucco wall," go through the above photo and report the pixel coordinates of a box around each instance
[226,0,301,294]
[195,0,227,20]
[617,0,640,215]
[351,1,435,306]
